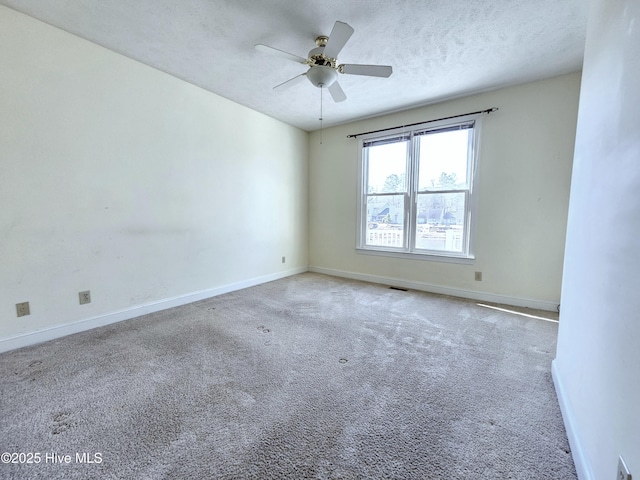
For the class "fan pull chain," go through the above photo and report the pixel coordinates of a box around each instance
[319,87,323,144]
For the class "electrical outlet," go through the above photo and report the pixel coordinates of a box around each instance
[282,256,286,264]
[79,290,91,305]
[618,456,632,480]
[475,271,483,281]
[16,302,30,317]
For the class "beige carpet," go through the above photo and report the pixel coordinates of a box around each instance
[0,273,575,479]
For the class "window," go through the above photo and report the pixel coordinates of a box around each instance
[357,114,481,261]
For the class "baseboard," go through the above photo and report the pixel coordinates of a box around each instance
[552,360,593,480]
[309,266,559,312]
[0,267,308,354]
[1,265,556,353]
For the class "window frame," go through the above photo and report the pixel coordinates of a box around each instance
[356,114,482,263]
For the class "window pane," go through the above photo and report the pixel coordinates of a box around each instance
[366,141,408,193]
[366,194,404,247]
[418,129,470,191]
[415,192,466,252]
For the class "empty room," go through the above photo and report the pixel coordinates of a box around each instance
[1,1,638,479]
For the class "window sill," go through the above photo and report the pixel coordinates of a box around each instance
[356,247,475,265]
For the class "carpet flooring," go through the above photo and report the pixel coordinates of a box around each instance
[0,273,576,479]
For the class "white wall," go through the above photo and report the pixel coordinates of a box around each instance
[309,73,580,309]
[553,0,640,478]
[0,6,308,348]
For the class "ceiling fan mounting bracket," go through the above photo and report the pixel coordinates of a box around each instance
[315,36,329,47]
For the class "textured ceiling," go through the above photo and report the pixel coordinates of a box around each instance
[1,0,588,131]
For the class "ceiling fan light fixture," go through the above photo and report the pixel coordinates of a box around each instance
[306,66,338,88]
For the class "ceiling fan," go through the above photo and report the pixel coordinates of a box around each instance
[255,21,393,103]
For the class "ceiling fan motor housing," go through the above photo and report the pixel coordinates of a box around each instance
[308,46,336,66]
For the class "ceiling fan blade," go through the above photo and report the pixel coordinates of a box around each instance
[341,64,393,77]
[274,73,307,91]
[255,44,307,64]
[328,81,347,103]
[323,21,354,59]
